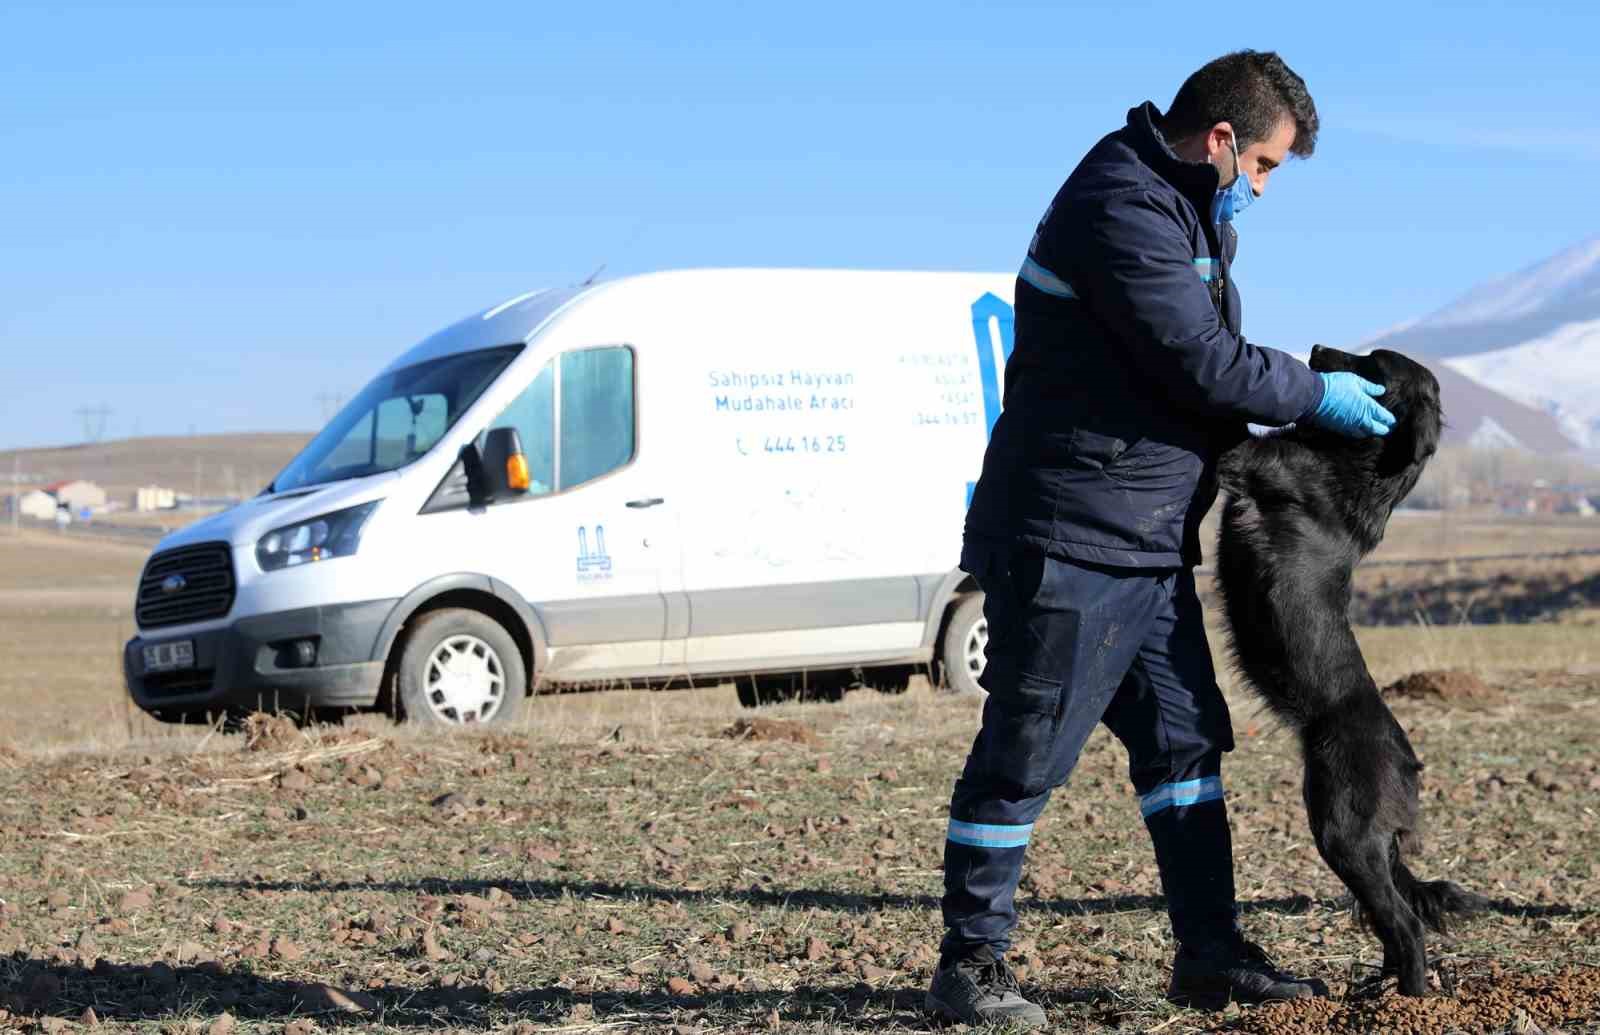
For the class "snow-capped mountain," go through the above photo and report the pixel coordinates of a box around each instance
[1446,318,1600,449]
[1363,235,1600,451]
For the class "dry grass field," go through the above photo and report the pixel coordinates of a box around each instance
[0,519,1597,1033]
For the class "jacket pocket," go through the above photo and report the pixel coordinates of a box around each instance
[1021,427,1128,471]
[1069,428,1129,470]
[1105,437,1203,488]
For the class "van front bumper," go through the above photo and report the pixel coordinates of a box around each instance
[124,599,399,723]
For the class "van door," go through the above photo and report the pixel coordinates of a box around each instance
[429,345,684,683]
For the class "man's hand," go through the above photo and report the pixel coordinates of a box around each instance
[1307,373,1396,438]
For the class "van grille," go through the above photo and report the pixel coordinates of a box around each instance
[137,542,235,629]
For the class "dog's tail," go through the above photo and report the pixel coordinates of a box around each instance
[1393,859,1489,933]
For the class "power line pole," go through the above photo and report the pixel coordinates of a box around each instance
[74,403,113,443]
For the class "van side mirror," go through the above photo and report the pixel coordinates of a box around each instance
[479,426,531,501]
[430,429,530,513]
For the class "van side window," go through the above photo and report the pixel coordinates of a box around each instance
[559,347,636,489]
[483,346,634,499]
[487,364,555,496]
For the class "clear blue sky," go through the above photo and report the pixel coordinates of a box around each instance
[4,0,1597,449]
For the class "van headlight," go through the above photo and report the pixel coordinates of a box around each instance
[256,501,380,572]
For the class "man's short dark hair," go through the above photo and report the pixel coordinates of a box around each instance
[1162,50,1318,157]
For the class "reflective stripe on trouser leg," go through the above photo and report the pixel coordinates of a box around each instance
[1140,775,1225,817]
[947,819,1035,849]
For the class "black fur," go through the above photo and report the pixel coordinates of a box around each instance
[1216,345,1486,996]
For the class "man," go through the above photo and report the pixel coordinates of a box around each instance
[926,51,1396,1026]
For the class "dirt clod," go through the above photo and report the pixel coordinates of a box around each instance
[721,718,821,747]
[1382,669,1503,709]
[420,926,450,961]
[242,713,300,752]
[117,888,152,913]
[206,1015,235,1035]
[268,935,304,961]
[277,767,312,792]
[294,984,377,1013]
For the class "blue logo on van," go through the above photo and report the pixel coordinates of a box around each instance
[967,292,1016,507]
[577,525,613,580]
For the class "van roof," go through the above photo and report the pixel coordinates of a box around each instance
[383,267,1005,371]
[382,284,592,372]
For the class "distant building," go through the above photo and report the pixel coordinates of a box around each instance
[44,480,107,512]
[18,490,57,520]
[132,485,178,512]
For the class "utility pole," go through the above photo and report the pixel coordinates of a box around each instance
[74,403,113,443]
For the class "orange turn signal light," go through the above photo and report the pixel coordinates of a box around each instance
[506,454,531,491]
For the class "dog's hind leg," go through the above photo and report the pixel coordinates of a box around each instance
[1333,841,1429,996]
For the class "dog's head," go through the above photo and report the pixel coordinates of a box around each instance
[1309,344,1442,473]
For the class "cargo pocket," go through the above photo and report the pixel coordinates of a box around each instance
[980,672,1067,798]
[978,546,1078,798]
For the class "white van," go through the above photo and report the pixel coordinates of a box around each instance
[123,269,1018,725]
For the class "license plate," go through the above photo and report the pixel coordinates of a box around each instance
[142,640,195,673]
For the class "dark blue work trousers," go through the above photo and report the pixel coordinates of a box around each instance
[941,541,1239,960]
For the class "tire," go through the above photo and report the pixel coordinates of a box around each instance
[395,608,527,727]
[938,593,988,697]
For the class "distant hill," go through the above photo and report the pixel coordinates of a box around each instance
[1365,235,1600,450]
[0,433,312,502]
[1426,364,1578,454]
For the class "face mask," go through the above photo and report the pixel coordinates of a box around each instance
[1210,133,1257,224]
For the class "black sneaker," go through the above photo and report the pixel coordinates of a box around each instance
[925,946,1046,1028]
[1167,936,1328,1010]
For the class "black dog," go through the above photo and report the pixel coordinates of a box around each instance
[1215,344,1484,996]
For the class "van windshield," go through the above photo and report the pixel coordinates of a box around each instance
[270,345,521,493]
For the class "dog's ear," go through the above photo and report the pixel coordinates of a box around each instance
[1381,398,1440,472]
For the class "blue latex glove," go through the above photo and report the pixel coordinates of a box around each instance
[1308,372,1396,438]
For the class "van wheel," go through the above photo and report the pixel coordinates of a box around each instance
[396,609,527,727]
[938,593,988,697]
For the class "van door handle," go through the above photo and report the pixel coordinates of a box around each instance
[625,497,665,509]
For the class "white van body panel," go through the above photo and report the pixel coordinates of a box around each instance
[125,269,1018,715]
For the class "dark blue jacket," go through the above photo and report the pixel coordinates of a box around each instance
[965,102,1325,568]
